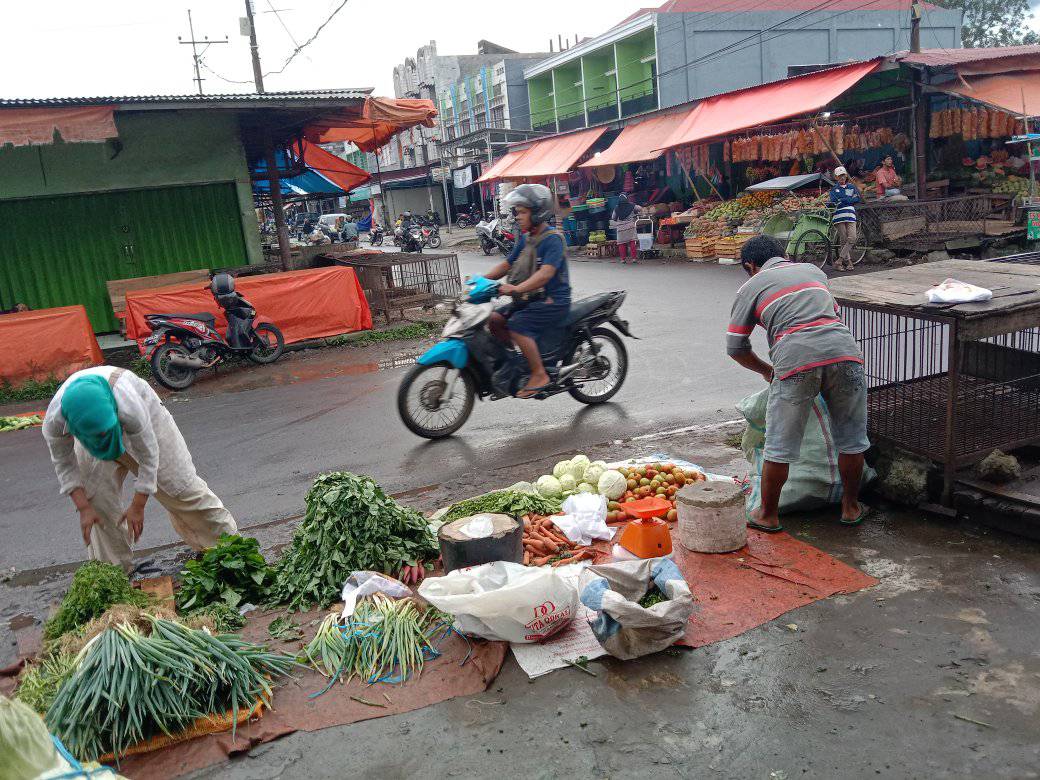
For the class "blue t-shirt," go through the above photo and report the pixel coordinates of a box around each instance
[506,230,570,305]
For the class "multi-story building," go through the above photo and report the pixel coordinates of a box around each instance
[524,0,962,133]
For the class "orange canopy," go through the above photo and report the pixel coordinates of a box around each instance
[477,126,607,182]
[0,105,117,147]
[658,60,882,151]
[124,267,372,347]
[938,72,1040,118]
[0,305,102,384]
[579,111,691,167]
[300,139,371,192]
[304,97,437,152]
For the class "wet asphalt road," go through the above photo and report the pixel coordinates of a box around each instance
[0,253,765,572]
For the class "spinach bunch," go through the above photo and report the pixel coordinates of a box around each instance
[441,490,563,523]
[176,534,272,611]
[270,472,438,611]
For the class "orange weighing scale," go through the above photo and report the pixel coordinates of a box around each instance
[618,496,673,558]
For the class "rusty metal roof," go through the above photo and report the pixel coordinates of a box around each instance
[0,88,372,109]
[894,45,1040,68]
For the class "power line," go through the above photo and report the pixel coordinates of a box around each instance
[266,0,302,49]
[265,0,350,77]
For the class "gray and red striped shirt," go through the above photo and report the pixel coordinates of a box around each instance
[726,257,862,380]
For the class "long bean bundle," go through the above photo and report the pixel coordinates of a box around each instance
[45,617,295,762]
[301,596,447,686]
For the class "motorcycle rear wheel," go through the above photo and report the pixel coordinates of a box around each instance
[371,236,383,246]
[428,234,442,249]
[480,239,494,256]
[247,323,285,364]
[566,327,628,404]
[150,342,197,390]
[397,362,475,439]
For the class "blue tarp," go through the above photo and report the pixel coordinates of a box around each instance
[253,150,348,196]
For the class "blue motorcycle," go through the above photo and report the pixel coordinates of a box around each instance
[397,277,635,438]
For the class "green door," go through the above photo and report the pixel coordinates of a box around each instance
[0,183,248,332]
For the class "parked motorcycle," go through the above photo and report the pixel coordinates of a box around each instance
[475,217,516,256]
[420,224,442,249]
[369,224,385,246]
[144,274,285,391]
[455,207,481,229]
[397,277,633,438]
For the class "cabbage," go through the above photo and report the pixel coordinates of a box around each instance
[577,482,596,493]
[597,470,627,500]
[570,454,590,471]
[584,463,607,485]
[552,460,572,479]
[535,475,562,498]
[565,461,588,482]
[559,474,577,493]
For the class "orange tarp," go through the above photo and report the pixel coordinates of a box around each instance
[0,305,102,384]
[305,97,437,152]
[475,150,529,183]
[0,105,117,147]
[300,140,371,192]
[658,59,882,151]
[477,126,607,182]
[124,267,373,347]
[579,111,691,167]
[939,72,1040,118]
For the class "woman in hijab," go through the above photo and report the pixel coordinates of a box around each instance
[610,193,638,264]
[43,366,236,572]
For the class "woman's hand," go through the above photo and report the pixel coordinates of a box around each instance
[122,493,149,543]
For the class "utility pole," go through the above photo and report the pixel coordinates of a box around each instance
[242,0,292,270]
[910,0,927,201]
[178,10,228,95]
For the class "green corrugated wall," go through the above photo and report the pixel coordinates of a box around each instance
[0,183,248,333]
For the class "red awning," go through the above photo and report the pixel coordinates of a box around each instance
[299,140,371,192]
[303,97,437,152]
[0,105,117,147]
[658,60,882,151]
[579,111,691,167]
[477,126,607,182]
[938,72,1040,118]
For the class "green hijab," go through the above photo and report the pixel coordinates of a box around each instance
[60,375,124,461]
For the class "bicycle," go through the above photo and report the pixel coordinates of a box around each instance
[786,207,868,269]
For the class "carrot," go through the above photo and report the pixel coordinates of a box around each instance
[523,551,531,565]
[529,555,551,566]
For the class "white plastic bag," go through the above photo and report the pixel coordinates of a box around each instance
[417,561,578,643]
[340,571,411,618]
[925,278,992,304]
[553,493,613,546]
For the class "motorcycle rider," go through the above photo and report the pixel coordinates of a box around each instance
[483,184,570,398]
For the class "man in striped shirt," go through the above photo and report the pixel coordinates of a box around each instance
[728,235,869,532]
[828,166,861,271]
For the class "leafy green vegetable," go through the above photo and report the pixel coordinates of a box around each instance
[14,652,76,716]
[441,489,563,523]
[268,615,304,641]
[176,534,272,611]
[44,562,149,642]
[0,695,60,779]
[639,586,667,609]
[183,602,246,633]
[45,616,296,762]
[0,415,42,433]
[270,473,439,611]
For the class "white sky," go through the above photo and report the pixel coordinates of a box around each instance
[0,0,641,99]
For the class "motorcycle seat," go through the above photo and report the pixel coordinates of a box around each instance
[151,312,217,324]
[565,293,615,327]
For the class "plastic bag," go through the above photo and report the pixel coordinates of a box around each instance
[925,278,992,304]
[553,493,613,546]
[738,387,874,515]
[417,561,577,643]
[340,571,412,618]
[579,558,695,660]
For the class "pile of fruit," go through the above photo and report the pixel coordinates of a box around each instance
[992,175,1032,197]
[604,462,707,524]
[774,193,827,214]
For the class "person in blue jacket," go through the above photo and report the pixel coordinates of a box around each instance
[828,166,861,272]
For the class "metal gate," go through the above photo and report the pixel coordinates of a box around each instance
[0,183,249,332]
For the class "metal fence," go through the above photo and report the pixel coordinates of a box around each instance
[857,194,1015,247]
[840,303,1040,499]
[338,252,461,323]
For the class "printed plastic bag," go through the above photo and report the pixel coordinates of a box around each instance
[417,561,577,643]
[925,278,992,304]
[738,387,874,516]
[579,558,695,660]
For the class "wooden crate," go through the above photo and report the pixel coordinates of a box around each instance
[715,234,753,259]
[684,237,717,261]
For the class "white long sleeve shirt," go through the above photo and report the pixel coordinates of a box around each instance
[43,367,162,496]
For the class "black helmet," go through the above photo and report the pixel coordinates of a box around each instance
[210,273,235,297]
[504,184,554,225]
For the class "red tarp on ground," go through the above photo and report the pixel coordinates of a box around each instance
[0,305,102,384]
[658,59,882,151]
[123,267,373,346]
[304,97,438,152]
[0,105,117,147]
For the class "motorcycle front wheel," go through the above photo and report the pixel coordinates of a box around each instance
[567,327,628,404]
[371,235,383,246]
[150,342,197,390]
[247,323,285,364]
[428,234,442,249]
[397,362,475,438]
